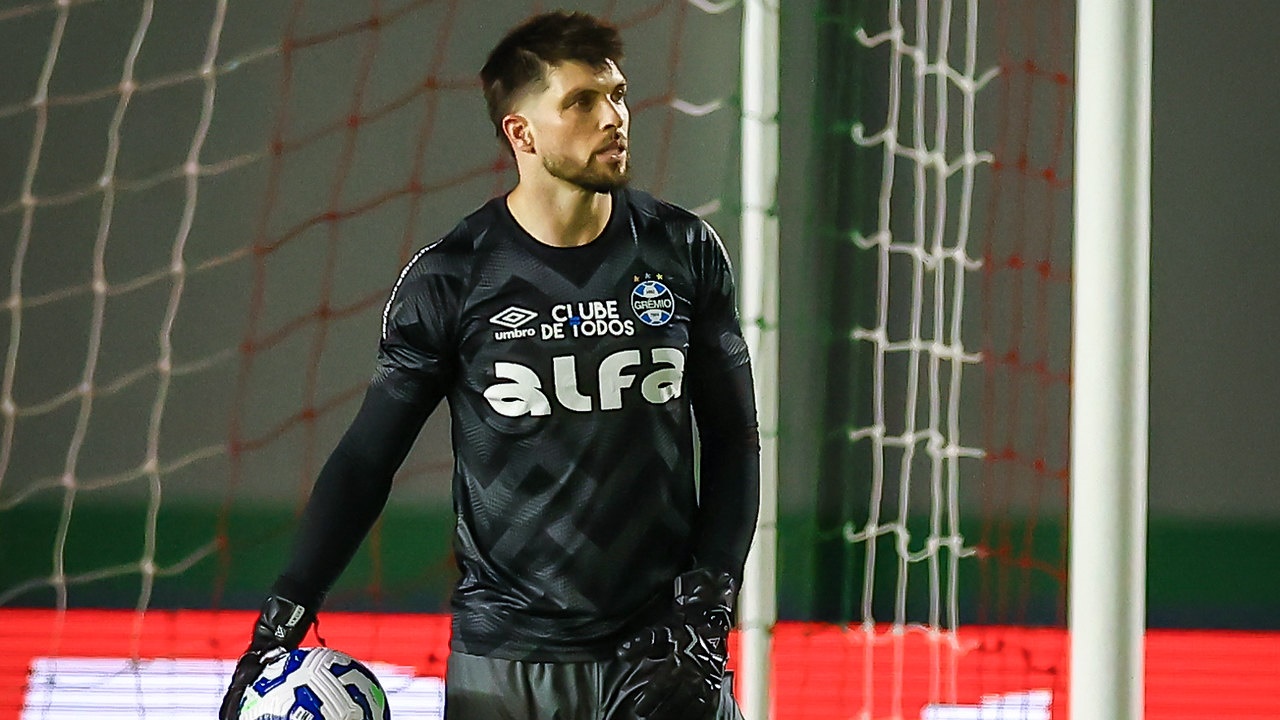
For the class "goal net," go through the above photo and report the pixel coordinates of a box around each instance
[793,0,1074,718]
[8,2,1278,720]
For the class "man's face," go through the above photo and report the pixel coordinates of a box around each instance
[519,59,631,193]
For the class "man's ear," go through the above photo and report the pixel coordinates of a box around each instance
[502,114,535,155]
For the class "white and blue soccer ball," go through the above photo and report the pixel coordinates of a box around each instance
[238,646,390,720]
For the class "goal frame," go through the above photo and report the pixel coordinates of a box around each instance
[737,0,781,718]
[735,1,1153,718]
[1069,1,1151,719]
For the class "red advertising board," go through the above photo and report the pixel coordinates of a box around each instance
[1,609,1276,718]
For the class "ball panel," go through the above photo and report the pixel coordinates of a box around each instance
[239,647,389,720]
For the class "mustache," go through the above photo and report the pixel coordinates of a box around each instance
[596,136,628,153]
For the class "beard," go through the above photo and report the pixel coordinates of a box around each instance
[543,150,631,194]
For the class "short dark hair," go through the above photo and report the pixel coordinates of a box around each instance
[480,11,624,150]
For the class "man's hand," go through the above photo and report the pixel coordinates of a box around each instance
[218,595,315,720]
[619,568,737,720]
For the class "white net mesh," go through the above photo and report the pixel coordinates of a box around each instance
[848,0,993,633]
[0,0,741,610]
[2,2,743,717]
[776,0,1074,717]
[0,0,1087,718]
[1,0,236,611]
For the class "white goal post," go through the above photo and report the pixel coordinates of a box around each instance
[736,2,1155,719]
[1070,1,1151,719]
[737,1,781,719]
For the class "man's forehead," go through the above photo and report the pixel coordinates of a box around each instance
[544,59,626,92]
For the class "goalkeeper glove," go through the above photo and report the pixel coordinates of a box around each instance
[218,595,315,720]
[619,568,737,720]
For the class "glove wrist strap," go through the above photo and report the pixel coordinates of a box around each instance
[249,595,313,652]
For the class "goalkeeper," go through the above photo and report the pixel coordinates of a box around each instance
[219,11,759,720]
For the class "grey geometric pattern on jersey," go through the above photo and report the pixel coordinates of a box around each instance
[378,188,750,661]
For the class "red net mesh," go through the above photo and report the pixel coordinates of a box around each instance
[972,0,1075,712]
[208,0,742,609]
[4,1,1276,718]
[0,1,740,716]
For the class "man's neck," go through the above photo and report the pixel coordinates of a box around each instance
[507,179,613,248]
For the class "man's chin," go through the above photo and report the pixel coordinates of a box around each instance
[574,169,631,194]
[587,176,630,194]
[544,155,631,194]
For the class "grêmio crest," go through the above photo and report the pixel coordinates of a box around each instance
[630,272,675,327]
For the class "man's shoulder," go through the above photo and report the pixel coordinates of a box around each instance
[623,188,709,237]
[399,195,507,277]
[441,194,508,253]
[622,189,730,273]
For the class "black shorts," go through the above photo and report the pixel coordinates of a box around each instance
[444,651,745,720]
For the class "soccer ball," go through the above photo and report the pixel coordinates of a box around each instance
[238,646,390,720]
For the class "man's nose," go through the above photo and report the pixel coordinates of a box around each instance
[600,99,624,129]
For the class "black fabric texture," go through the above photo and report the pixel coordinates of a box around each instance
[443,652,745,720]
[273,377,442,609]
[688,362,760,583]
[264,187,758,662]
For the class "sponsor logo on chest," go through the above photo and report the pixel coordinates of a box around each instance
[481,271,684,416]
[488,272,675,343]
[546,299,635,340]
[489,305,539,341]
[484,347,684,417]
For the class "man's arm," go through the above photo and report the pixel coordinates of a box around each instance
[220,242,456,720]
[618,361,758,720]
[271,372,442,607]
[217,371,442,720]
[617,219,760,720]
[687,360,760,584]
[686,218,761,583]
[275,240,457,605]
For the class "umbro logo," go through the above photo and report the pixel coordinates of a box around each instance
[490,306,538,329]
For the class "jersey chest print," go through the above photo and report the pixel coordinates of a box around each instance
[479,271,689,418]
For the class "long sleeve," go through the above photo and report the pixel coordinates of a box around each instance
[271,374,443,608]
[688,361,760,583]
[685,220,760,584]
[272,243,459,608]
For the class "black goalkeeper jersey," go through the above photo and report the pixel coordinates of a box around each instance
[277,187,758,662]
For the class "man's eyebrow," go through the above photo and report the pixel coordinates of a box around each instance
[561,87,598,105]
[559,76,626,106]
